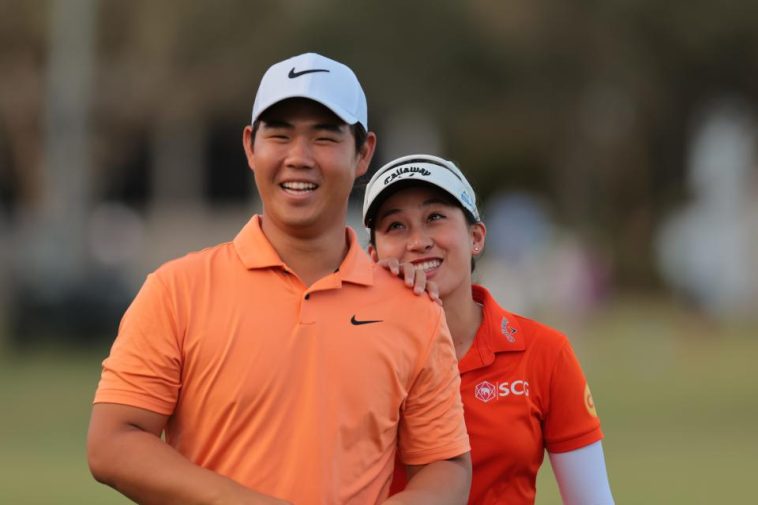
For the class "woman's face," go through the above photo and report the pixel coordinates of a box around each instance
[369,185,485,301]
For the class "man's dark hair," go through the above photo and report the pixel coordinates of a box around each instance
[250,105,368,154]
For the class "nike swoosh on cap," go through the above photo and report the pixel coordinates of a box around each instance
[350,315,383,325]
[288,67,330,78]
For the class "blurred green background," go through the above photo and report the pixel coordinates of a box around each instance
[2,0,757,503]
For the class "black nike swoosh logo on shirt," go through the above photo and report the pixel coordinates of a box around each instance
[351,315,383,326]
[288,67,330,78]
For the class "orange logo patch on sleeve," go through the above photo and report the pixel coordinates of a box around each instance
[584,383,598,417]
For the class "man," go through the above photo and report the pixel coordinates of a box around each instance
[87,52,471,505]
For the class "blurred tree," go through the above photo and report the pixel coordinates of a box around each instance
[1,0,757,295]
[0,0,47,212]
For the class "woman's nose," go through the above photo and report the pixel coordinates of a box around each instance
[407,230,433,251]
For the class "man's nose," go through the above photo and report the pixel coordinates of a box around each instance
[285,136,315,169]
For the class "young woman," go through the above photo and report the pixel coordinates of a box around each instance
[363,154,615,505]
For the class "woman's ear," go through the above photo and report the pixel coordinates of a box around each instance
[368,244,379,262]
[471,222,487,255]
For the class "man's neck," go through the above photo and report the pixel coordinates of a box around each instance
[260,216,350,287]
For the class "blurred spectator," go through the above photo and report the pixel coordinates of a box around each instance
[477,191,610,320]
[656,97,758,320]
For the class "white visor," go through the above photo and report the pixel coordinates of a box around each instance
[363,154,480,227]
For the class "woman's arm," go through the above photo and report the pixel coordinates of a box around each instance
[548,441,614,505]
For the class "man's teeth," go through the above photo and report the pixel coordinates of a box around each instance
[415,260,441,272]
[282,182,317,191]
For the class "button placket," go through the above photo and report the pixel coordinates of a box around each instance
[299,290,317,324]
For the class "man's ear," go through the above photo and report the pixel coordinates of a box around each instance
[355,131,377,178]
[242,125,255,171]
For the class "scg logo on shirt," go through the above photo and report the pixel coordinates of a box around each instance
[474,380,530,403]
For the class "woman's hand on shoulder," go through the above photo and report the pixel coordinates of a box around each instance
[377,258,441,306]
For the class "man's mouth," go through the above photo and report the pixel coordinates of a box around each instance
[281,181,318,193]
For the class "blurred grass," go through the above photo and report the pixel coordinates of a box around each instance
[0,345,131,504]
[536,295,758,504]
[1,295,756,504]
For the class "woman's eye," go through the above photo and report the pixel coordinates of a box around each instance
[428,212,445,222]
[386,222,404,231]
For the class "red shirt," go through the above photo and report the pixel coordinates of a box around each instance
[392,285,603,504]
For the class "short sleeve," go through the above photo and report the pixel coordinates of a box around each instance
[93,272,183,415]
[544,340,604,453]
[397,312,470,465]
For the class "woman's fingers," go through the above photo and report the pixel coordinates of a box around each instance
[377,259,440,304]
[426,281,442,306]
[377,257,401,276]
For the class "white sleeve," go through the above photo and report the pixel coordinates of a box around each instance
[548,441,615,505]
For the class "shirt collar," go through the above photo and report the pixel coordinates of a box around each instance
[458,285,525,373]
[233,215,374,286]
[473,284,525,353]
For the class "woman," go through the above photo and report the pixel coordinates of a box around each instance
[362,154,615,505]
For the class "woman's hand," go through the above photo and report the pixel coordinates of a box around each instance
[377,258,442,306]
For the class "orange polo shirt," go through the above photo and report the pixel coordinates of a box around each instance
[392,285,602,504]
[95,215,469,505]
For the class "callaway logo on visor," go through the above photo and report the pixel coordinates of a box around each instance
[288,68,330,78]
[383,165,432,185]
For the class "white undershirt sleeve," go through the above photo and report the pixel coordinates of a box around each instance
[548,441,615,505]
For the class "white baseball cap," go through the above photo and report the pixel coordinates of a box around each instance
[251,52,368,130]
[363,154,481,227]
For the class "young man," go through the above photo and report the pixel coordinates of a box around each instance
[87,53,471,505]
